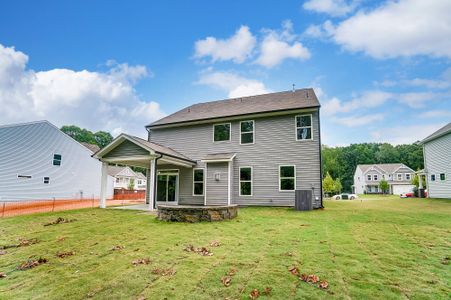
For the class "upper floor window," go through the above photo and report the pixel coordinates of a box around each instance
[296,115,312,141]
[431,174,436,181]
[193,169,204,196]
[213,123,231,142]
[279,165,296,191]
[53,154,62,166]
[116,178,120,183]
[373,174,378,181]
[239,167,252,196]
[137,180,142,185]
[43,177,50,184]
[240,120,254,144]
[440,173,446,181]
[367,175,372,181]
[405,173,411,181]
[397,173,403,180]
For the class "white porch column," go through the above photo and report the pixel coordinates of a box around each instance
[100,162,108,208]
[227,161,232,206]
[418,173,424,198]
[148,159,156,211]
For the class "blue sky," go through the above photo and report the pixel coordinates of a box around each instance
[0,0,450,145]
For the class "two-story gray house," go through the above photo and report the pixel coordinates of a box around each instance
[94,89,323,210]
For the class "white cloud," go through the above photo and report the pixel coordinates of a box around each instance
[303,20,335,39]
[196,69,270,98]
[322,90,393,116]
[255,20,311,68]
[333,113,384,127]
[420,110,451,119]
[194,26,256,63]
[332,0,451,59]
[371,123,446,145]
[397,92,437,108]
[303,0,359,17]
[0,44,164,137]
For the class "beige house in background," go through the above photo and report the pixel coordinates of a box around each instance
[108,166,147,190]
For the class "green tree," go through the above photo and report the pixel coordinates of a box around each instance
[61,125,113,149]
[379,179,389,194]
[94,131,113,148]
[322,172,335,196]
[411,173,426,188]
[128,178,135,190]
[334,178,342,194]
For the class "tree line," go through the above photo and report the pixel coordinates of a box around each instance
[322,143,424,192]
[60,125,113,149]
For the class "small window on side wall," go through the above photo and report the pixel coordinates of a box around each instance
[240,120,254,144]
[213,123,231,142]
[279,166,295,191]
[43,177,50,184]
[296,115,312,141]
[53,154,62,166]
[367,175,372,181]
[431,174,436,181]
[440,173,446,181]
[193,169,204,196]
[239,167,252,196]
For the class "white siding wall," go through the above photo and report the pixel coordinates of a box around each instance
[424,133,451,198]
[353,167,364,194]
[0,121,103,201]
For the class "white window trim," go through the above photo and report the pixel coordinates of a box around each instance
[373,174,378,181]
[213,122,231,143]
[295,114,313,141]
[404,173,411,181]
[240,120,255,145]
[279,165,296,192]
[397,173,403,181]
[367,175,372,181]
[52,152,62,166]
[239,166,253,196]
[192,168,205,196]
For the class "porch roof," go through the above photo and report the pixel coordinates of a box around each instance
[201,152,236,163]
[93,133,196,168]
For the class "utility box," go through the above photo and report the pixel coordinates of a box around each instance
[295,190,313,211]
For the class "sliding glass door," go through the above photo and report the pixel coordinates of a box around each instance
[156,171,179,204]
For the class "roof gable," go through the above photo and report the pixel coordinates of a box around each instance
[420,122,451,144]
[148,88,320,128]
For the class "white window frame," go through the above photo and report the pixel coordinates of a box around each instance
[295,114,313,141]
[213,123,231,143]
[192,168,205,196]
[53,153,62,166]
[367,174,372,181]
[239,166,253,196]
[405,173,411,181]
[279,165,296,192]
[397,173,403,181]
[373,174,378,181]
[240,120,255,145]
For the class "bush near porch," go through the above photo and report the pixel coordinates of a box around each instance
[0,196,450,299]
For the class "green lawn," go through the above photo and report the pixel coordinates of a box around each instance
[0,196,450,299]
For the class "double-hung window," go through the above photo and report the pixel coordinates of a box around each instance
[43,177,50,184]
[440,173,446,181]
[431,174,436,181]
[240,120,254,144]
[53,154,62,166]
[193,169,204,196]
[213,123,231,142]
[397,173,403,181]
[373,174,378,181]
[279,165,296,191]
[367,175,372,181]
[405,173,411,181]
[239,167,252,196]
[296,115,312,141]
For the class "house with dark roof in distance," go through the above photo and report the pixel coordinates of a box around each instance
[353,163,415,195]
[108,165,147,190]
[94,89,323,210]
[419,122,451,199]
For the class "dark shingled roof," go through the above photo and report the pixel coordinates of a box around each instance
[148,88,320,127]
[420,122,451,144]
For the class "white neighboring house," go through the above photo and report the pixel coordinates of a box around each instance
[353,163,415,195]
[108,166,147,190]
[419,123,451,199]
[0,120,114,201]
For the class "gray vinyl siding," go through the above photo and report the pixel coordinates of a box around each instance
[0,121,102,201]
[104,140,149,158]
[157,164,204,205]
[424,133,451,199]
[206,162,228,206]
[149,110,321,208]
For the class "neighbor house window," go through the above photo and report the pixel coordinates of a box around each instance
[440,173,446,181]
[137,180,142,185]
[213,123,231,142]
[279,165,296,191]
[405,173,411,181]
[53,154,62,166]
[116,178,120,183]
[296,115,312,141]
[43,177,50,184]
[240,120,254,144]
[193,169,204,196]
[367,175,372,181]
[397,173,403,180]
[239,167,252,196]
[431,174,436,181]
[373,174,378,181]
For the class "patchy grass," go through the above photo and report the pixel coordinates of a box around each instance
[0,197,450,299]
